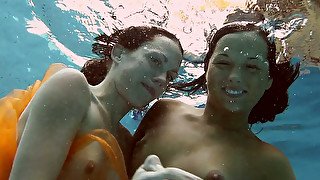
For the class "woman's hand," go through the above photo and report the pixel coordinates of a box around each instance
[132,155,203,180]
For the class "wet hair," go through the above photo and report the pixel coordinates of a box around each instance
[173,23,300,124]
[81,26,183,85]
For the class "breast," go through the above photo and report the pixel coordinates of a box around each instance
[59,96,128,179]
[59,129,128,180]
[134,122,262,179]
[59,141,110,179]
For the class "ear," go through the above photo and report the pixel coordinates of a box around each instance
[110,44,125,64]
[266,77,273,90]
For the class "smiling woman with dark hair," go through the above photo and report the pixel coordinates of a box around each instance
[174,23,300,124]
[131,13,300,179]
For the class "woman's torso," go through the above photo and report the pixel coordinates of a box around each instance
[16,73,129,179]
[132,100,277,180]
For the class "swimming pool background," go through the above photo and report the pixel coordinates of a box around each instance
[0,0,319,179]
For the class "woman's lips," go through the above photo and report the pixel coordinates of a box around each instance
[222,87,247,98]
[141,82,156,98]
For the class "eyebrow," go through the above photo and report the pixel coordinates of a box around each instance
[216,53,229,58]
[217,53,263,62]
[247,57,264,62]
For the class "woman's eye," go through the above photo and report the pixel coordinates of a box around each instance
[150,56,162,66]
[214,61,230,66]
[246,64,260,70]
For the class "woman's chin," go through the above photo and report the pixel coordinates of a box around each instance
[131,100,150,110]
[223,102,244,113]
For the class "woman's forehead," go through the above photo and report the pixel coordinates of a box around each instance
[218,31,264,45]
[142,35,178,49]
[215,31,268,55]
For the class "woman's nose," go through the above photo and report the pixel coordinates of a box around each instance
[152,72,167,88]
[228,67,242,83]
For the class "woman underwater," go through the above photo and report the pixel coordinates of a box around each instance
[130,13,300,180]
[0,25,203,179]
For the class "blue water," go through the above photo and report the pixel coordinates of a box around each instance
[1,1,319,179]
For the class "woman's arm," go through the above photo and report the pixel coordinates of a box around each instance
[17,63,68,144]
[10,69,90,180]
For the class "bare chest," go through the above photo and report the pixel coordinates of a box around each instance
[77,100,109,135]
[60,102,120,178]
[59,141,116,179]
[139,126,264,179]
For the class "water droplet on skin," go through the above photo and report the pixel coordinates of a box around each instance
[223,47,229,51]
[125,87,128,90]
[143,76,146,78]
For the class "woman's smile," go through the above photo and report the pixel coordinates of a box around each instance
[222,86,248,98]
[141,82,156,98]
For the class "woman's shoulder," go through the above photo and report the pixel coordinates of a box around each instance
[50,67,88,83]
[256,142,295,179]
[133,99,201,139]
[30,67,91,114]
[150,98,193,111]
[42,68,90,95]
[149,98,203,117]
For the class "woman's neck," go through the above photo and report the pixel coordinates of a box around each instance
[203,101,250,132]
[90,75,132,132]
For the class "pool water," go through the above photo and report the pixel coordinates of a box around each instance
[1,0,319,179]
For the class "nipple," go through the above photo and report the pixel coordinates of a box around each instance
[204,170,224,180]
[85,160,95,174]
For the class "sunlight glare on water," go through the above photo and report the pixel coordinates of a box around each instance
[26,0,251,64]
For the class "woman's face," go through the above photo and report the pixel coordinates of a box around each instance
[114,35,182,108]
[206,31,273,113]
